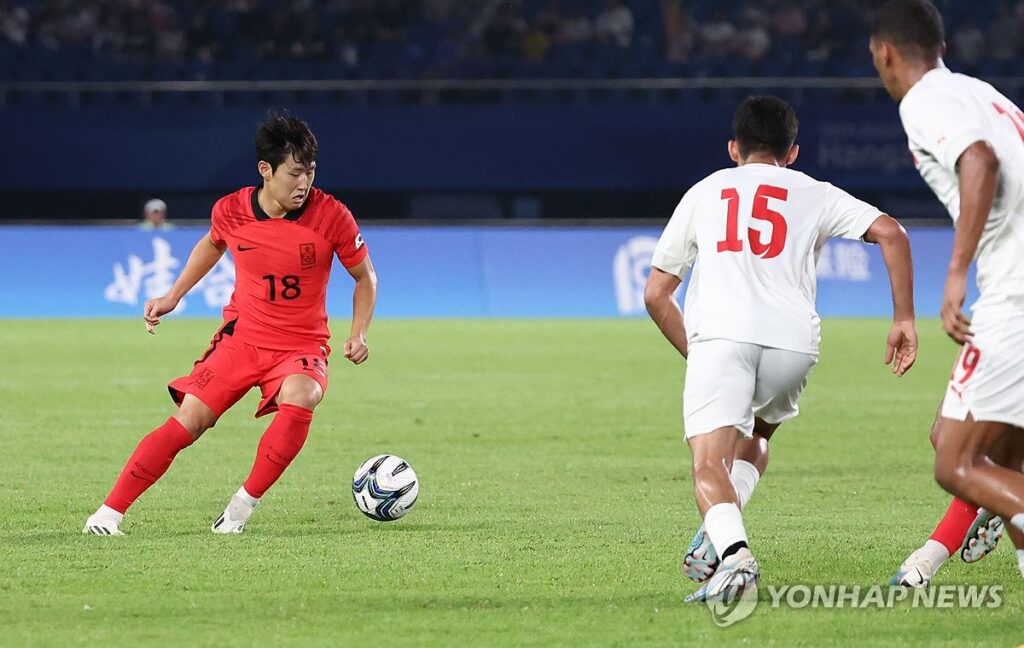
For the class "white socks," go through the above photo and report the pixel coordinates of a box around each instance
[704,502,748,558]
[916,538,951,568]
[1017,549,1024,579]
[731,460,760,509]
[96,504,124,523]
[1010,513,1024,534]
[236,486,259,508]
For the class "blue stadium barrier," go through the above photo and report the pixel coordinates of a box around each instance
[0,225,973,319]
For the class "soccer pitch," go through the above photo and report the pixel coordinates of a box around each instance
[1,318,1020,646]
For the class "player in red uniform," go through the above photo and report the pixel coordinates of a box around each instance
[83,112,377,535]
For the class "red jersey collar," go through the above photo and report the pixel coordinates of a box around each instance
[251,186,309,222]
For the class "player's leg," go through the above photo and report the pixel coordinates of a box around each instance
[83,396,218,535]
[933,416,1024,536]
[689,345,812,600]
[213,348,328,534]
[684,419,777,583]
[681,340,760,602]
[957,431,1024,565]
[84,328,254,536]
[892,404,984,586]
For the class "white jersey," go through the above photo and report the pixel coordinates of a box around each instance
[651,163,881,354]
[900,66,1024,314]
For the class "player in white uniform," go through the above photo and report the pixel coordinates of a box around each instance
[645,95,918,602]
[871,0,1024,587]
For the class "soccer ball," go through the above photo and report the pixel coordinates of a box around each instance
[352,454,419,521]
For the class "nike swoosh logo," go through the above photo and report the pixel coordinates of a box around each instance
[237,245,257,252]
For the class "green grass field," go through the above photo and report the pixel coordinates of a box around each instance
[1,318,1021,646]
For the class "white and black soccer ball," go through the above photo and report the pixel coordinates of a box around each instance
[352,454,419,521]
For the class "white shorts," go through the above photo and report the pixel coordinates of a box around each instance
[941,310,1024,428]
[683,339,818,439]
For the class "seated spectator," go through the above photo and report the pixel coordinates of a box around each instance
[736,14,771,62]
[482,2,526,60]
[772,0,807,38]
[595,0,634,49]
[558,5,593,45]
[661,0,694,63]
[952,17,985,68]
[139,199,174,231]
[989,0,1020,62]
[700,8,736,57]
[803,8,841,62]
[0,0,29,46]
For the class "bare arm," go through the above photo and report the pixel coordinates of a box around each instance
[342,255,378,364]
[144,233,226,334]
[943,141,1000,343]
[864,214,917,375]
[644,267,687,358]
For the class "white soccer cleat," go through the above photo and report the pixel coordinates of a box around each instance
[212,494,255,534]
[83,506,124,536]
[685,547,759,604]
[891,552,934,588]
[683,524,719,583]
[960,510,1003,563]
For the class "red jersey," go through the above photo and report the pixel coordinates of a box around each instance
[208,186,367,350]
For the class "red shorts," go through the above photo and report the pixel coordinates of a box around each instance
[168,320,330,419]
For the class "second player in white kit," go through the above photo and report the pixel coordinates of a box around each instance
[870,0,1024,587]
[645,96,918,602]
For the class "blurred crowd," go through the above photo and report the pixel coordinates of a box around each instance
[2,0,1024,81]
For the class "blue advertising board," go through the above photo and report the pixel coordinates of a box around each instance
[0,225,970,320]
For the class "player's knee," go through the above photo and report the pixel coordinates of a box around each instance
[174,410,215,440]
[933,456,969,494]
[692,456,729,486]
[929,422,941,450]
[278,379,323,411]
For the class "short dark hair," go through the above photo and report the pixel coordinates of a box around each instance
[732,96,799,160]
[255,110,318,172]
[870,0,944,59]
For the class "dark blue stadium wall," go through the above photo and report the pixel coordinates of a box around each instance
[1,100,938,220]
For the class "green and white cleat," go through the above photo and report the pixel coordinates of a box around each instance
[683,524,720,584]
[961,509,1003,563]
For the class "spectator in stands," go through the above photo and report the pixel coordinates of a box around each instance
[481,1,526,60]
[989,0,1021,62]
[952,17,985,68]
[803,7,841,62]
[139,199,174,231]
[736,11,771,62]
[700,8,737,57]
[595,0,634,49]
[558,4,593,45]
[661,0,695,63]
[0,0,29,46]
[771,0,807,38]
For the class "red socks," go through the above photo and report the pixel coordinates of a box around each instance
[104,417,195,513]
[242,404,314,498]
[930,497,978,554]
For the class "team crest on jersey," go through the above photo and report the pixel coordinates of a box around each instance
[299,243,316,268]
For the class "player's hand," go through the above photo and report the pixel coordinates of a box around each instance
[143,294,180,334]
[884,319,918,377]
[940,271,972,344]
[343,334,369,365]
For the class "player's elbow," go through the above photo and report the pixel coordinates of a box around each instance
[644,276,669,314]
[866,215,908,247]
[960,141,1000,176]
